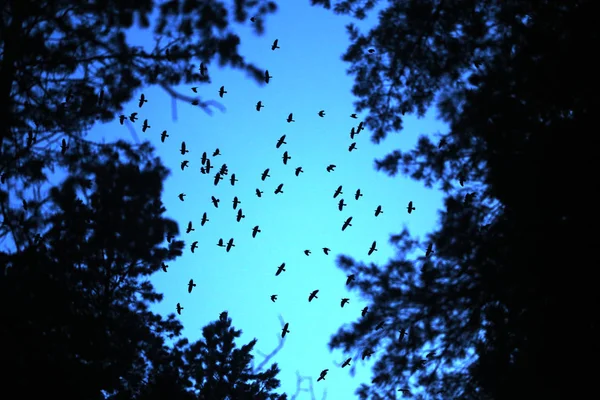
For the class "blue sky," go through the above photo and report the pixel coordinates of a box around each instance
[50,1,447,398]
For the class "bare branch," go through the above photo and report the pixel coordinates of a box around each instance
[254,314,287,372]
[290,369,326,400]
[159,83,226,116]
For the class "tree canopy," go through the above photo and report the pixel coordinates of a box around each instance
[310,0,597,398]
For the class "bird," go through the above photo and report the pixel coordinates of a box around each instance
[119,114,126,124]
[219,163,228,175]
[199,62,207,76]
[271,39,280,50]
[326,164,336,172]
[211,196,220,208]
[161,130,169,142]
[230,173,238,186]
[286,113,294,123]
[191,87,198,93]
[217,238,225,248]
[226,238,235,252]
[201,212,209,226]
[374,205,383,216]
[398,328,407,341]
[341,358,351,368]
[323,247,331,255]
[255,189,263,197]
[60,138,68,155]
[348,142,357,152]
[201,152,208,165]
[180,141,189,155]
[188,279,196,293]
[129,112,138,122]
[350,127,357,139]
[252,225,261,238]
[407,201,415,214]
[375,320,385,331]
[317,369,329,382]
[142,119,150,132]
[368,241,377,255]
[362,349,374,360]
[425,243,434,257]
[346,274,355,285]
[218,86,227,97]
[350,113,357,118]
[295,167,303,176]
[236,208,245,222]
[186,221,194,234]
[333,185,343,198]
[304,250,311,256]
[264,70,272,83]
[354,189,363,200]
[250,16,256,22]
[161,263,168,272]
[342,216,353,231]
[213,172,223,186]
[341,298,350,308]
[357,121,364,132]
[274,183,284,194]
[178,193,186,201]
[138,93,147,107]
[318,110,325,117]
[271,294,277,302]
[361,306,368,317]
[256,100,264,111]
[338,199,347,211]
[176,303,183,315]
[213,148,221,157]
[308,289,319,302]
[261,168,270,181]
[232,196,241,209]
[281,322,290,338]
[275,263,286,276]
[276,135,286,148]
[368,48,375,53]
[282,151,291,165]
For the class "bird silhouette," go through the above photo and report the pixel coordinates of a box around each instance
[407,201,415,214]
[374,205,383,216]
[236,209,245,222]
[213,148,221,157]
[304,250,311,256]
[226,238,235,252]
[276,135,286,148]
[119,114,126,124]
[201,212,209,226]
[271,39,280,50]
[295,167,303,176]
[399,328,407,341]
[264,70,272,83]
[368,48,375,53]
[348,142,357,152]
[218,86,227,97]
[341,358,351,368]
[350,113,357,118]
[129,112,138,122]
[256,100,264,111]
[317,369,329,382]
[201,152,208,165]
[190,241,198,253]
[341,298,350,308]
[252,225,261,238]
[261,168,270,181]
[357,121,364,133]
[333,185,343,198]
[346,274,355,285]
[275,263,286,276]
[274,183,284,194]
[217,238,225,247]
[323,247,331,255]
[180,141,189,155]
[161,263,168,272]
[361,306,368,317]
[188,279,196,293]
[318,110,325,117]
[281,322,290,338]
[282,151,291,165]
[186,221,194,233]
[211,196,220,208]
[180,160,189,171]
[178,193,186,201]
[213,172,223,186]
[191,87,198,93]
[425,243,434,257]
[219,163,228,175]
[232,196,241,209]
[250,16,256,22]
[338,199,347,211]
[230,173,238,186]
[362,349,374,360]
[142,119,150,132]
[375,321,385,330]
[161,130,169,142]
[60,138,68,155]
[354,189,363,200]
[368,241,377,255]
[342,216,353,231]
[199,62,207,76]
[326,164,336,172]
[138,93,147,108]
[286,113,294,123]
[308,289,319,302]
[271,294,278,302]
[350,127,357,139]
[256,189,263,197]
[176,303,183,315]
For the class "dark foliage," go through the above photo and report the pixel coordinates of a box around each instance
[311,0,598,399]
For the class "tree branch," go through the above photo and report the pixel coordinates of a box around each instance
[254,314,287,372]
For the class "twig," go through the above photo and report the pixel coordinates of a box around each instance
[254,314,287,372]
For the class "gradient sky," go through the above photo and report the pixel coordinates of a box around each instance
[52,2,447,398]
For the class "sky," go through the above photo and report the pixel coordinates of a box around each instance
[36,1,447,398]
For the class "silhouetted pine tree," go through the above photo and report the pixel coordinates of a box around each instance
[310,1,598,399]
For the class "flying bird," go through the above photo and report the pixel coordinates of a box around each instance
[323,247,330,255]
[180,141,189,155]
[407,201,415,214]
[368,241,377,255]
[230,173,238,186]
[129,112,138,122]
[350,113,357,118]
[286,113,294,123]
[341,298,350,308]
[295,167,303,176]
[161,263,168,272]
[186,221,194,233]
[354,189,363,200]
[119,114,126,124]
[250,16,256,22]
[374,205,383,216]
[60,138,68,155]
[256,100,264,111]
[252,225,261,238]
[368,48,375,53]
[261,168,270,181]
[232,196,241,209]
[176,303,183,315]
[161,130,169,142]
[304,250,311,256]
[357,121,364,132]
[211,196,220,208]
[350,127,357,139]
[348,142,357,152]
[218,86,227,97]
[362,349,374,360]
[326,164,336,172]
[361,306,368,317]
[276,135,286,148]
[338,199,347,211]
[264,70,272,83]
[199,62,207,76]
[346,274,355,285]
[201,212,209,226]
[219,163,228,175]
[213,148,221,157]
[425,243,434,257]
[178,193,186,201]
[236,208,245,222]
[142,119,151,132]
[226,238,235,252]
[308,289,319,302]
[318,110,325,117]
[341,358,351,368]
[138,93,147,107]
[342,216,353,231]
[188,279,196,293]
[274,183,284,194]
[282,151,291,165]
[191,87,198,93]
[333,185,343,198]
[201,152,208,165]
[271,39,280,50]
[255,189,263,197]
[213,172,223,185]
[281,322,290,338]
[275,263,286,276]
[217,238,225,247]
[271,294,277,302]
[317,369,329,382]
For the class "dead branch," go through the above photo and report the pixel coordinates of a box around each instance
[290,370,327,400]
[253,314,287,373]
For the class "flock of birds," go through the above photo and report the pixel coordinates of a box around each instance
[50,23,445,396]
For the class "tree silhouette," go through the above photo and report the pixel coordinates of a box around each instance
[311,0,597,399]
